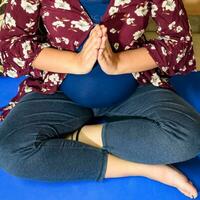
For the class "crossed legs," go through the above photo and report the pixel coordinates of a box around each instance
[66,84,200,198]
[0,84,200,199]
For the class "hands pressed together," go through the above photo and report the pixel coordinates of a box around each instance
[77,24,119,75]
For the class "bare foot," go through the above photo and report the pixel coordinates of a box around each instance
[142,164,198,199]
[64,128,198,199]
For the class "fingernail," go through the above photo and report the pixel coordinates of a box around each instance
[191,194,196,199]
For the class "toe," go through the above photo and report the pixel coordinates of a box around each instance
[180,181,198,199]
[179,188,195,199]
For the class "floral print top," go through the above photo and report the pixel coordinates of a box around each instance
[0,0,197,122]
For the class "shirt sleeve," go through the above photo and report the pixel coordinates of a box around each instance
[0,0,51,78]
[142,0,196,76]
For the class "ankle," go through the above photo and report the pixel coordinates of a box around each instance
[64,128,80,141]
[72,129,79,140]
[127,162,155,177]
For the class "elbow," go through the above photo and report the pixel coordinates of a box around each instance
[0,51,26,78]
[0,39,36,78]
[170,42,197,76]
[143,38,197,77]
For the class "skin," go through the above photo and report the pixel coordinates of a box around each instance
[66,124,198,199]
[77,24,158,75]
[76,25,103,74]
[97,25,119,75]
[76,24,120,74]
[66,24,198,199]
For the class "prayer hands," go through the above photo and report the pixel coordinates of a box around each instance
[77,24,102,74]
[97,24,119,75]
[77,24,119,75]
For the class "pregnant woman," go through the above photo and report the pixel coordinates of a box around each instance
[0,0,200,199]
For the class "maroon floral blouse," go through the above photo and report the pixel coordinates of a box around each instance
[0,0,197,122]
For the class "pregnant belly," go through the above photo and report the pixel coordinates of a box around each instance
[59,61,138,108]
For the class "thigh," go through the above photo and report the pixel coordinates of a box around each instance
[0,91,95,140]
[94,83,200,124]
[0,91,108,182]
[96,84,200,162]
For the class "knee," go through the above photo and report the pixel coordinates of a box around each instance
[0,139,38,179]
[162,119,200,160]
[0,142,24,177]
[0,127,36,177]
[185,122,200,156]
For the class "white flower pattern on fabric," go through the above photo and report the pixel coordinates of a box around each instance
[126,17,135,25]
[52,20,65,29]
[168,21,176,30]
[151,4,158,18]
[176,48,187,63]
[21,0,39,14]
[6,68,18,78]
[108,6,119,16]
[161,46,167,56]
[48,73,60,85]
[176,26,183,33]
[162,0,176,11]
[71,19,90,32]
[132,72,140,79]
[150,73,162,86]
[114,0,131,7]
[22,41,32,59]
[24,86,33,93]
[110,28,117,34]
[13,57,25,68]
[135,2,149,17]
[54,0,71,10]
[133,29,145,40]
[4,13,16,28]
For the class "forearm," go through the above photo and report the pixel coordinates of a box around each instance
[116,47,158,74]
[32,47,81,74]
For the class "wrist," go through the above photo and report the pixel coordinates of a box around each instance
[72,52,85,74]
[114,52,121,75]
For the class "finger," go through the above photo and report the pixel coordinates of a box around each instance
[99,46,105,54]
[99,35,107,49]
[87,27,99,46]
[90,24,101,38]
[94,37,102,49]
[89,29,97,40]
[89,25,98,37]
[89,27,102,49]
[82,25,102,56]
[98,48,107,64]
[100,25,107,36]
[83,29,96,50]
[84,35,102,62]
[86,35,101,52]
[88,46,99,65]
[98,41,106,56]
[95,24,103,37]
[82,35,96,58]
[98,48,104,59]
[103,33,113,54]
[87,24,102,46]
[84,45,98,65]
[101,46,110,63]
[84,28,99,51]
[90,24,99,33]
[101,35,112,61]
